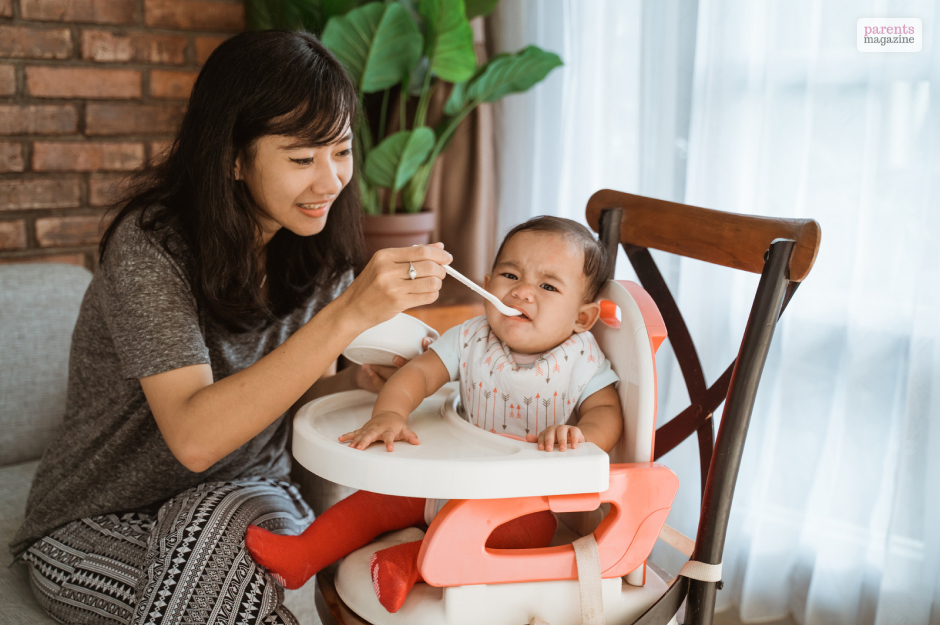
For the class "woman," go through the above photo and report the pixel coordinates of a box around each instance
[10,30,450,625]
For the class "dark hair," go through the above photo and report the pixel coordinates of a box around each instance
[492,216,609,302]
[99,30,364,331]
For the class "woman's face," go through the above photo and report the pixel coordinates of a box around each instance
[236,129,354,245]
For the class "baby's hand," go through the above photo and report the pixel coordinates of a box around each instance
[525,425,585,452]
[338,412,420,451]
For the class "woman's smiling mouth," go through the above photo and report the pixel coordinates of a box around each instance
[296,202,329,217]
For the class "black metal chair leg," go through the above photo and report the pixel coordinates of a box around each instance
[684,239,795,625]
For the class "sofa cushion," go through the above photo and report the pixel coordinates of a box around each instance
[0,460,57,624]
[0,264,92,466]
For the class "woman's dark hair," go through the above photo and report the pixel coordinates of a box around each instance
[99,30,363,331]
[492,216,610,302]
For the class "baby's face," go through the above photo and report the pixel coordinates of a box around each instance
[484,231,600,354]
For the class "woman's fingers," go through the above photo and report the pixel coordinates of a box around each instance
[369,364,398,380]
[383,243,452,266]
[343,244,451,324]
[400,260,446,281]
[405,276,443,294]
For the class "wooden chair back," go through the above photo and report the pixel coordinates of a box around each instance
[587,189,821,625]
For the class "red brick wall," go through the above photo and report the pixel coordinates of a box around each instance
[0,0,243,267]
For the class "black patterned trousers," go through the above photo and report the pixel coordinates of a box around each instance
[20,478,315,625]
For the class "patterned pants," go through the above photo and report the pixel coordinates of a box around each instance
[20,478,315,625]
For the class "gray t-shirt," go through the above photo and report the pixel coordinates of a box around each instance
[11,215,351,555]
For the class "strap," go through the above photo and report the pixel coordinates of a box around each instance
[678,559,722,583]
[572,534,605,625]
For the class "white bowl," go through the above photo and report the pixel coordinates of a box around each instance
[342,313,440,367]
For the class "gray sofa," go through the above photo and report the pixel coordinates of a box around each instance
[0,263,326,624]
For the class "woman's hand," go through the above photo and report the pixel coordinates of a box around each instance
[338,411,420,451]
[336,243,452,330]
[354,336,434,393]
[526,425,585,452]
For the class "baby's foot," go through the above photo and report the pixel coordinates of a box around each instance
[369,540,423,613]
[244,525,315,589]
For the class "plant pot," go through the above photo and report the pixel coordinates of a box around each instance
[361,210,436,259]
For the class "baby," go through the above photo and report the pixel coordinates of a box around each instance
[246,216,623,612]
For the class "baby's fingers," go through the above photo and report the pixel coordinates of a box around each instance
[338,430,361,443]
[347,429,382,450]
[542,429,557,452]
[401,427,421,446]
[569,427,585,449]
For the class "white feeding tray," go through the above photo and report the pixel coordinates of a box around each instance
[292,384,610,500]
[341,313,440,367]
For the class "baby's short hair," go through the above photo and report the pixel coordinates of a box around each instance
[492,216,610,302]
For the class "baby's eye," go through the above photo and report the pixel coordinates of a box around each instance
[500,272,518,280]
[290,157,314,165]
[540,284,558,292]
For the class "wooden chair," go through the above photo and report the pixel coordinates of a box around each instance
[314,190,822,625]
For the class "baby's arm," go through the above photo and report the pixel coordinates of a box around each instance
[533,385,623,452]
[338,350,451,451]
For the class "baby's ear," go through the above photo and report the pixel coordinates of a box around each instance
[574,301,601,333]
[483,274,491,290]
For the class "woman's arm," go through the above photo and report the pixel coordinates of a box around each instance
[140,245,451,473]
[338,349,451,451]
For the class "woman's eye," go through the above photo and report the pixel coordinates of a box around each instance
[290,157,314,165]
[336,148,352,157]
[540,284,558,292]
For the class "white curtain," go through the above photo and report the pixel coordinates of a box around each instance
[491,1,940,624]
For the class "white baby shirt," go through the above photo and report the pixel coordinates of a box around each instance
[429,316,619,439]
[424,316,619,523]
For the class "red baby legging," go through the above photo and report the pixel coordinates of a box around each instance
[245,490,556,612]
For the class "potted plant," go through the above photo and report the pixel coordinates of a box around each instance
[247,0,562,252]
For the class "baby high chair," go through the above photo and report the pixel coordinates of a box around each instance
[299,190,821,625]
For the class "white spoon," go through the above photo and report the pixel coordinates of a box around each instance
[444,265,523,316]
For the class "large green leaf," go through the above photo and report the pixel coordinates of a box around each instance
[443,78,469,115]
[466,45,562,104]
[246,0,323,32]
[364,127,435,191]
[402,160,434,211]
[464,0,499,19]
[321,0,364,21]
[322,2,423,94]
[418,0,476,83]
